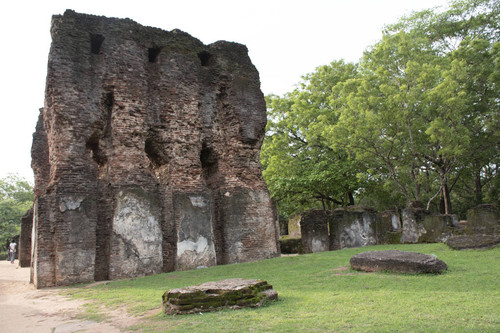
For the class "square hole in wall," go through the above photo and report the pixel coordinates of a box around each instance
[198,51,213,66]
[148,47,162,63]
[90,34,105,54]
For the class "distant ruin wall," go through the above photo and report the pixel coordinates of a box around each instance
[19,207,33,267]
[298,207,389,254]
[299,210,330,253]
[293,207,459,254]
[329,207,379,250]
[466,204,499,235]
[30,10,279,288]
[287,214,301,238]
[378,210,402,244]
[400,208,458,243]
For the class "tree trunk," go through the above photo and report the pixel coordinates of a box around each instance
[474,169,483,206]
[414,176,421,203]
[348,191,355,206]
[441,183,452,215]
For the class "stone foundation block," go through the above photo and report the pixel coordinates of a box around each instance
[350,250,447,274]
[162,278,278,314]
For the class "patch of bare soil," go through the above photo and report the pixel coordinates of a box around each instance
[0,260,153,332]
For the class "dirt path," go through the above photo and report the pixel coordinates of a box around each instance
[0,260,125,333]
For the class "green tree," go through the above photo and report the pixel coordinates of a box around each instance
[328,0,499,214]
[262,61,362,218]
[327,30,446,209]
[388,0,500,213]
[427,38,500,213]
[262,0,499,218]
[0,174,33,247]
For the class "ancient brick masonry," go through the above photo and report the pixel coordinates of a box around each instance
[30,10,280,288]
[19,207,33,267]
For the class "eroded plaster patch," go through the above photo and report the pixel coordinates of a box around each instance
[111,191,163,277]
[59,196,84,212]
[189,196,207,208]
[392,215,401,230]
[177,236,209,256]
[311,238,327,252]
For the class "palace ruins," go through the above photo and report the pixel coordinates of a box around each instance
[29,10,279,287]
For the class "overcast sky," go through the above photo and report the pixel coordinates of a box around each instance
[0,0,450,183]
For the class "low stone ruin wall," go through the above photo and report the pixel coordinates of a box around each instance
[287,214,301,238]
[286,205,495,254]
[329,207,379,250]
[378,210,402,244]
[466,204,499,235]
[279,237,302,254]
[299,210,330,253]
[295,207,402,254]
[400,209,459,243]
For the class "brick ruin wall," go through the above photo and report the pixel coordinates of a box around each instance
[299,210,330,253]
[291,206,498,253]
[30,10,279,288]
[466,204,499,235]
[19,207,33,267]
[298,207,383,253]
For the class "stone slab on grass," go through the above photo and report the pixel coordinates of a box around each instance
[350,250,447,274]
[162,278,278,315]
[446,234,500,250]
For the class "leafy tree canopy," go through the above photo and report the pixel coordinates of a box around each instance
[262,61,362,218]
[262,0,499,218]
[0,174,33,247]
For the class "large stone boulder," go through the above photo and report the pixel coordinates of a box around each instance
[350,250,447,274]
[162,278,278,314]
[446,234,500,250]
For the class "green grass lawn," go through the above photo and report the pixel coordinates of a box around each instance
[64,243,500,332]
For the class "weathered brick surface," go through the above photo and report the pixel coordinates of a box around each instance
[31,10,279,288]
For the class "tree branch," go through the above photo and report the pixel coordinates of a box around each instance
[426,185,442,210]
